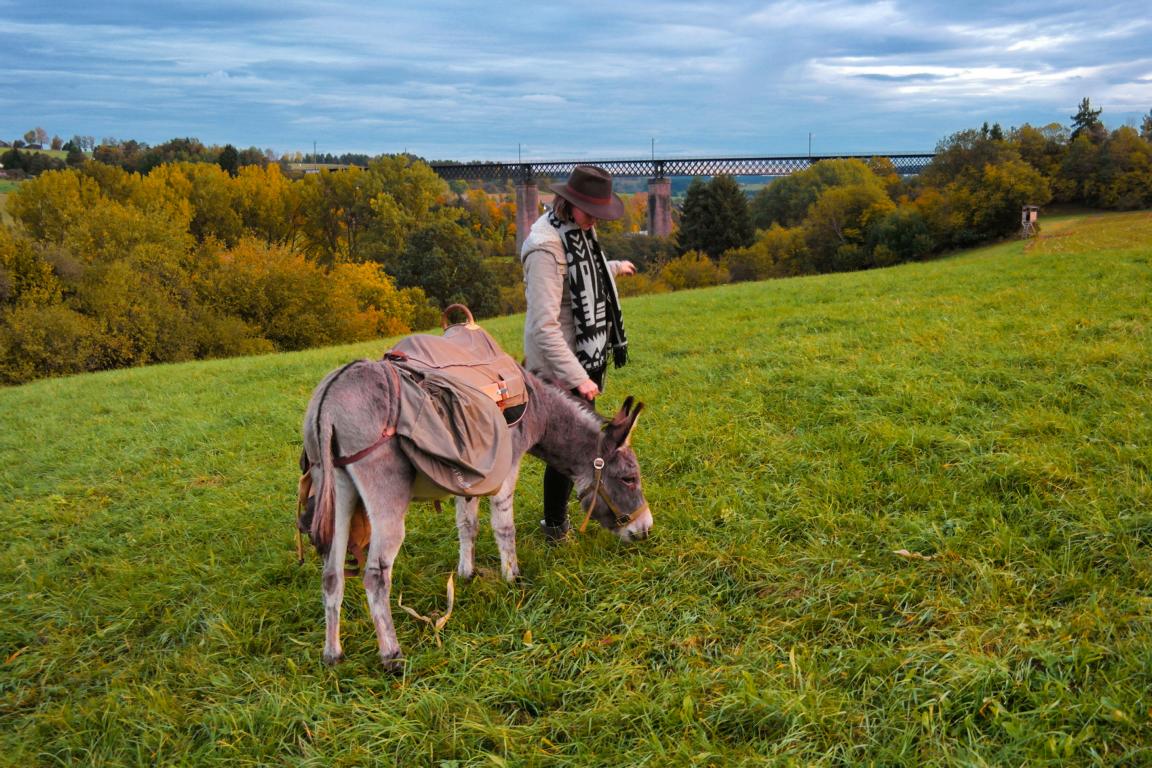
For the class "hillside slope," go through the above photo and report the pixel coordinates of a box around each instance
[2,212,1150,765]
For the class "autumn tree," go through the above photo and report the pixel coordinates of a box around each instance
[723,224,811,281]
[920,128,1017,189]
[802,181,895,272]
[295,166,380,265]
[1010,123,1068,180]
[866,205,934,266]
[232,163,298,245]
[6,169,106,244]
[936,158,1052,247]
[0,226,61,308]
[359,154,452,265]
[751,158,880,229]
[1078,126,1152,209]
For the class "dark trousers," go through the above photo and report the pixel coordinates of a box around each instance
[542,367,605,527]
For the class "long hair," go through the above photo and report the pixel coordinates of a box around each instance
[550,194,575,223]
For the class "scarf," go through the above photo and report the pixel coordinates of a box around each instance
[550,213,628,375]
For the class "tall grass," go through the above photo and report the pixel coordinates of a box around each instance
[2,212,1150,766]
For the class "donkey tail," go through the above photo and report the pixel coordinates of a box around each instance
[308,362,362,556]
[310,407,338,556]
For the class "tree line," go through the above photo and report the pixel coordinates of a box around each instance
[2,98,1150,385]
[0,155,531,384]
[668,98,1152,286]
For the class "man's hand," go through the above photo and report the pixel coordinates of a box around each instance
[616,260,637,276]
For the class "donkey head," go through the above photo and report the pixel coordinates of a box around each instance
[581,396,653,542]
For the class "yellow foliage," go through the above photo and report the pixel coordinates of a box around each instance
[0,226,62,306]
[659,251,730,291]
[7,170,104,243]
[209,238,415,350]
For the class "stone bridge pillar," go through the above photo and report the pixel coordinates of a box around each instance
[514,178,540,254]
[647,176,672,237]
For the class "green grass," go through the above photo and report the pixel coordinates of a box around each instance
[2,212,1150,765]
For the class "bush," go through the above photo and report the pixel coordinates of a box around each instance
[866,206,935,266]
[615,272,671,297]
[0,304,105,384]
[206,238,417,351]
[659,251,730,291]
[723,224,812,280]
[802,183,896,271]
[598,232,678,273]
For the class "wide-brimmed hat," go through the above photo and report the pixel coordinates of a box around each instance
[548,165,625,221]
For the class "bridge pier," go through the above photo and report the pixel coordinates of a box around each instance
[514,178,540,254]
[647,177,672,237]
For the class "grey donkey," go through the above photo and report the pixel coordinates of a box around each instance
[302,360,652,672]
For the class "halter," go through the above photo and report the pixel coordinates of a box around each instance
[577,433,648,534]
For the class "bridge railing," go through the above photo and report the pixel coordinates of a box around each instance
[429,153,936,181]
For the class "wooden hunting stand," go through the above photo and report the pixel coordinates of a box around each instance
[1021,205,1039,238]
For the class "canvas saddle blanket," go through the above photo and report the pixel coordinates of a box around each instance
[383,307,528,497]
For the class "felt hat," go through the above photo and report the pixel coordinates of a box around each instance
[549,165,625,221]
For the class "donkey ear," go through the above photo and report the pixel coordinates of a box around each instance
[605,397,644,448]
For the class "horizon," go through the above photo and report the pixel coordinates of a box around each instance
[2,1,1149,162]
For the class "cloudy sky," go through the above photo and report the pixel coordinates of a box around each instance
[2,0,1149,163]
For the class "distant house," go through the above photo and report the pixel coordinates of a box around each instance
[25,143,43,150]
[0,139,10,148]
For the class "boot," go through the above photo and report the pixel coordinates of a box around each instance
[539,518,571,544]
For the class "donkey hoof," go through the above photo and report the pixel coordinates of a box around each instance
[322,651,346,666]
[380,651,405,675]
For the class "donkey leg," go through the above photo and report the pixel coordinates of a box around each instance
[321,469,357,665]
[455,496,480,580]
[349,461,410,673]
[363,507,407,673]
[490,459,522,582]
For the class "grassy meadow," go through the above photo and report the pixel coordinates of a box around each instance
[1,212,1150,766]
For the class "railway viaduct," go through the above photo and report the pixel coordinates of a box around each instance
[429,153,935,250]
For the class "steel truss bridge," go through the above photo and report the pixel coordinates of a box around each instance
[430,153,936,182]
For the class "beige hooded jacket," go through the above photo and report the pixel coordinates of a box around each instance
[520,213,627,390]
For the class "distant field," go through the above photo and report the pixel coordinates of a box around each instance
[1,212,1150,765]
[14,147,68,160]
